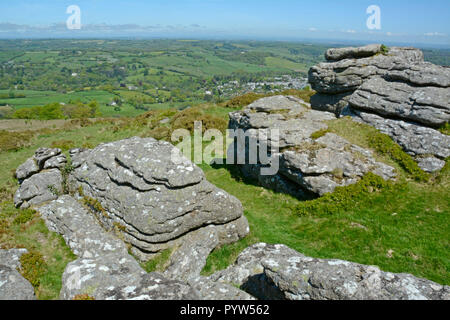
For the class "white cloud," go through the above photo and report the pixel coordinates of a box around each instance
[424,32,446,37]
[308,27,317,32]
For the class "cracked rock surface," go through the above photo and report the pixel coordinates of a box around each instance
[210,243,450,300]
[0,249,36,300]
[308,44,449,172]
[68,137,249,267]
[38,195,248,300]
[14,148,66,208]
[229,95,396,197]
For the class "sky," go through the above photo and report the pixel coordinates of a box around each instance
[0,0,449,47]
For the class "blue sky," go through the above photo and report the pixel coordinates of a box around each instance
[0,0,449,46]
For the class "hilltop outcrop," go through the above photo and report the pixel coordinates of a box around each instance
[229,95,396,197]
[309,44,450,172]
[12,140,250,299]
[9,134,449,300]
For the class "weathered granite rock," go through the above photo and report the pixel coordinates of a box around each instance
[34,148,62,169]
[416,157,447,173]
[385,62,450,88]
[14,148,66,208]
[36,195,145,299]
[309,92,353,116]
[229,95,396,197]
[15,158,39,182]
[15,138,250,295]
[15,148,66,182]
[0,249,28,269]
[14,169,63,208]
[101,272,200,300]
[60,252,199,300]
[0,249,36,300]
[262,249,450,300]
[38,195,129,259]
[209,243,297,300]
[325,44,384,61]
[68,137,248,278]
[280,133,396,196]
[349,76,450,127]
[189,277,255,300]
[210,243,450,300]
[43,155,67,170]
[308,45,449,172]
[309,46,424,95]
[351,110,450,172]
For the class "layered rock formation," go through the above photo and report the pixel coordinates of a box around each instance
[229,95,396,197]
[0,249,36,300]
[38,195,199,300]
[10,136,449,300]
[13,139,251,299]
[209,243,450,300]
[14,148,66,208]
[67,137,249,268]
[309,44,449,172]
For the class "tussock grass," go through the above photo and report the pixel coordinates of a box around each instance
[140,248,173,273]
[0,130,35,152]
[0,201,77,299]
[223,88,316,108]
[325,117,429,181]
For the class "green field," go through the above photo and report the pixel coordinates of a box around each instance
[0,39,329,118]
[0,40,449,299]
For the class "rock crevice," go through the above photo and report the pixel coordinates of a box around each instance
[229,95,396,197]
[309,44,449,172]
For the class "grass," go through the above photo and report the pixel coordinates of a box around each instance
[0,201,77,300]
[439,122,450,135]
[0,100,448,301]
[0,129,36,152]
[325,117,429,182]
[140,248,173,273]
[201,162,449,285]
[223,88,315,108]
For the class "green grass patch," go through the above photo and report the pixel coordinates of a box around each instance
[0,201,76,299]
[0,101,448,295]
[140,248,173,273]
[439,122,450,135]
[201,162,449,285]
[19,250,46,289]
[326,117,429,182]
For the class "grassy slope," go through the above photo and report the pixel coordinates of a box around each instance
[201,164,449,285]
[0,102,448,301]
